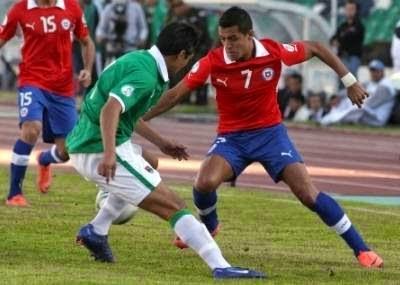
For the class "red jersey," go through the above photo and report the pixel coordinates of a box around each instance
[0,0,89,96]
[184,38,306,133]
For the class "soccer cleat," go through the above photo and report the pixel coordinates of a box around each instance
[173,223,221,249]
[6,194,29,207]
[212,267,266,279]
[357,251,383,268]
[76,224,115,263]
[36,153,52,193]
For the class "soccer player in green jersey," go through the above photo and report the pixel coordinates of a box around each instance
[66,23,265,279]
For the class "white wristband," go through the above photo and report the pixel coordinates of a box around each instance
[341,73,357,88]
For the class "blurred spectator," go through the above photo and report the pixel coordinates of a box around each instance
[166,0,212,105]
[330,0,364,78]
[306,91,328,122]
[141,0,168,48]
[316,0,373,20]
[287,91,327,123]
[321,59,396,127]
[0,53,18,90]
[326,94,341,111]
[96,0,148,63]
[278,71,304,117]
[167,0,211,58]
[284,94,306,121]
[390,19,400,72]
[388,93,400,124]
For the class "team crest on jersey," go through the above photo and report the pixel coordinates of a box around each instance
[121,85,134,97]
[282,43,297,52]
[191,61,200,73]
[20,107,28,118]
[262,68,274,81]
[61,19,71,30]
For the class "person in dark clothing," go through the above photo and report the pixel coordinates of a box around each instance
[278,71,304,117]
[330,0,364,78]
[167,0,213,105]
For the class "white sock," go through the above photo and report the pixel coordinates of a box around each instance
[91,193,128,236]
[174,214,230,270]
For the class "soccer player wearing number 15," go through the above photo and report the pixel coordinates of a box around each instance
[143,7,383,268]
[0,0,95,206]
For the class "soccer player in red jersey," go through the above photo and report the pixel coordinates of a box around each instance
[1,0,95,206]
[144,7,383,268]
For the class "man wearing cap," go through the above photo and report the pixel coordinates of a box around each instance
[321,59,396,126]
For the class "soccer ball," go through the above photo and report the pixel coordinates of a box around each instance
[95,190,139,225]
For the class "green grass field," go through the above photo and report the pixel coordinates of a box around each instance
[0,90,15,103]
[0,168,399,285]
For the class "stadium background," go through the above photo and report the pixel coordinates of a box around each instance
[0,1,399,283]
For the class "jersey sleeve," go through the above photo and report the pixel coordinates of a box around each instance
[184,55,211,90]
[277,41,306,66]
[73,4,89,39]
[109,78,153,113]
[0,5,19,42]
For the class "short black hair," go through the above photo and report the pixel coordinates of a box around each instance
[219,6,253,34]
[345,0,359,9]
[346,0,358,5]
[156,22,198,56]
[290,72,303,84]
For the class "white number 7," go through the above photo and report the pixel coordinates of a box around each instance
[241,69,252,89]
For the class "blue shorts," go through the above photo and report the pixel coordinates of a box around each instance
[207,124,303,183]
[18,85,77,143]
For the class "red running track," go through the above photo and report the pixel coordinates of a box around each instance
[0,110,399,196]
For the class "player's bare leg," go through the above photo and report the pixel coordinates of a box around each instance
[6,121,41,206]
[281,162,383,268]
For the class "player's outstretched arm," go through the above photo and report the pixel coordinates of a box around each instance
[136,119,189,160]
[98,97,122,183]
[302,41,368,108]
[142,80,191,121]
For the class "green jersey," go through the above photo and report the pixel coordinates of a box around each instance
[67,46,169,153]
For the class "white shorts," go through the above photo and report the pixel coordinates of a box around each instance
[69,141,161,205]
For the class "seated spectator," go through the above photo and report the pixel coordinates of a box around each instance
[320,59,397,127]
[284,94,306,121]
[278,71,304,116]
[289,91,327,123]
[307,91,328,123]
